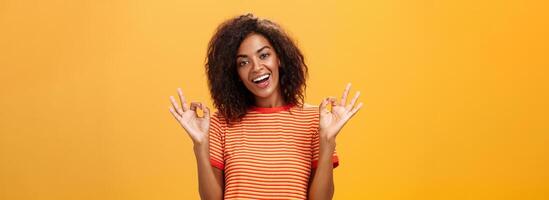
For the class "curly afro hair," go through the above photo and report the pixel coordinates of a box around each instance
[205,13,308,124]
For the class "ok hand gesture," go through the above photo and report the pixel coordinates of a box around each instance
[169,88,211,145]
[319,83,363,140]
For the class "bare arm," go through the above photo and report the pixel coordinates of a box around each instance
[308,138,336,200]
[169,87,223,200]
[194,144,224,200]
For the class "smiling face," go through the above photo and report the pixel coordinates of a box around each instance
[236,33,284,107]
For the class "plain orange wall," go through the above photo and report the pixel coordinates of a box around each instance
[1,1,548,199]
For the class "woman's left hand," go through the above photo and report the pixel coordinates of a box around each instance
[319,83,363,141]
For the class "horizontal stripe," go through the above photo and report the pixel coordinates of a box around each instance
[225,168,311,181]
[225,189,306,199]
[225,172,310,183]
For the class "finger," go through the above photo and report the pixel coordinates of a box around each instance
[340,83,351,106]
[189,102,200,112]
[202,104,211,120]
[169,106,182,121]
[177,88,188,111]
[346,91,361,110]
[170,96,183,115]
[349,102,364,118]
[329,97,338,108]
[319,97,330,113]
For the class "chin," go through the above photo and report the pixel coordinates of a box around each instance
[253,88,275,98]
[252,83,279,99]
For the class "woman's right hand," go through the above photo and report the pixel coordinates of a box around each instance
[169,88,211,146]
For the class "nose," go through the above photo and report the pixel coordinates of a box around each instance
[251,57,264,72]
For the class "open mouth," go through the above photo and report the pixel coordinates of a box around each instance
[252,73,271,88]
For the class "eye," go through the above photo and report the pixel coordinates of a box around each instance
[238,60,249,67]
[259,53,270,59]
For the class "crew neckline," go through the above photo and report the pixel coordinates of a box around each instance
[249,103,294,113]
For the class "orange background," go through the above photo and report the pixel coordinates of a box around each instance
[1,1,548,199]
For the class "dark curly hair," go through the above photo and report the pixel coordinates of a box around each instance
[205,13,308,124]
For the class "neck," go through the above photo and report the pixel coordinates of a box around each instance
[254,90,286,108]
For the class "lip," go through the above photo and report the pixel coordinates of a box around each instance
[251,73,271,82]
[253,74,271,89]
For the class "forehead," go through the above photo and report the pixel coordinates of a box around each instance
[237,33,273,54]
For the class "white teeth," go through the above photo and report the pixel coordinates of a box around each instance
[253,74,270,82]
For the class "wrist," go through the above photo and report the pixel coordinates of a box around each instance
[193,142,209,154]
[319,130,336,144]
[319,136,336,155]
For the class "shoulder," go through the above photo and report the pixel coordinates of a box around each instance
[302,103,319,110]
[297,103,320,130]
[295,103,319,113]
[289,103,319,119]
[210,110,228,127]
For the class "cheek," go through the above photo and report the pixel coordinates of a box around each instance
[267,57,280,71]
[270,59,281,75]
[237,67,250,84]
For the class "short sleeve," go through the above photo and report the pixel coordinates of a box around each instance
[311,126,339,169]
[209,112,225,170]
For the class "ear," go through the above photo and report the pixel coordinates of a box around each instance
[278,59,281,67]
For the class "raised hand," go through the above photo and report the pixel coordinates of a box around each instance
[319,83,363,140]
[169,88,211,145]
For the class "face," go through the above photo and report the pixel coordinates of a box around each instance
[236,33,282,103]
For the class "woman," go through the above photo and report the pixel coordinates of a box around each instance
[169,13,362,200]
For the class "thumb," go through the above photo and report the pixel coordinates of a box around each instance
[319,98,329,113]
[202,104,211,120]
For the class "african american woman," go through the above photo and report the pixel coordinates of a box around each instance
[169,13,363,200]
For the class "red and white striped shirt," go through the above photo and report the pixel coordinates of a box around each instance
[208,104,339,199]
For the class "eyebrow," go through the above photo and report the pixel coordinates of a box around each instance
[236,46,271,58]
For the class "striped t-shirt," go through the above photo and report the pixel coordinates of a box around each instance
[208,104,339,199]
